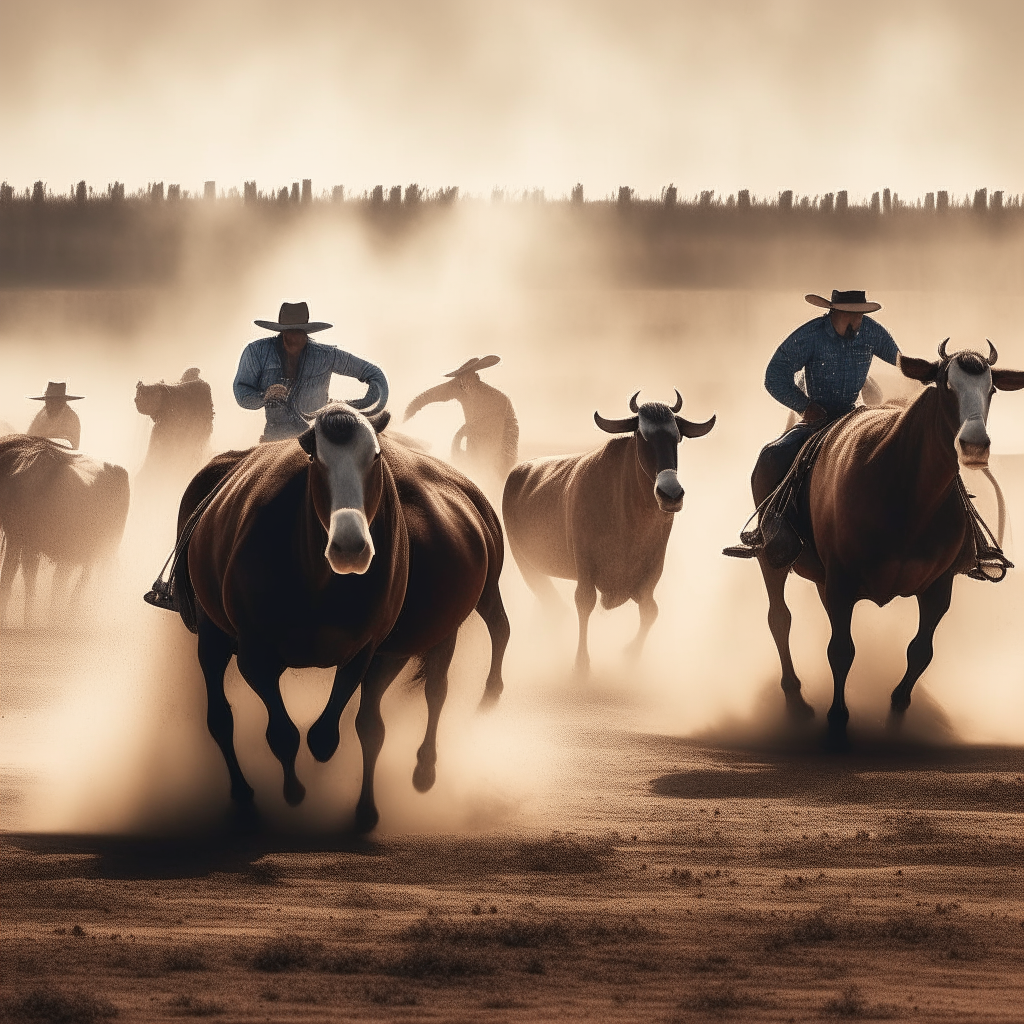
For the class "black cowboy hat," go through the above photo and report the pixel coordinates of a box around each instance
[254,301,332,334]
[805,290,882,314]
[28,381,84,401]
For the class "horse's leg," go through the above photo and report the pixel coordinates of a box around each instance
[197,616,253,804]
[475,568,510,709]
[0,543,21,627]
[510,539,563,610]
[624,588,658,662]
[757,554,814,720]
[573,576,598,678]
[889,572,954,723]
[307,642,375,762]
[413,631,459,793]
[353,653,407,833]
[21,550,41,627]
[68,563,93,616]
[823,579,858,744]
[235,645,304,807]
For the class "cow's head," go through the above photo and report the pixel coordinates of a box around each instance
[594,390,716,513]
[135,380,167,419]
[899,340,1024,468]
[298,403,391,574]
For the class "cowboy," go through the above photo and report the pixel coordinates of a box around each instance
[724,289,899,559]
[403,355,519,479]
[233,301,389,442]
[27,381,84,449]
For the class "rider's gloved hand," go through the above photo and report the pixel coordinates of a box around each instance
[802,400,828,425]
[263,384,290,405]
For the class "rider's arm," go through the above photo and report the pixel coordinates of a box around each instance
[332,349,390,411]
[404,380,458,420]
[233,342,268,409]
[764,329,814,414]
[867,319,900,365]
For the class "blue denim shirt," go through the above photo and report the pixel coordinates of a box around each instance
[764,314,899,416]
[233,336,389,440]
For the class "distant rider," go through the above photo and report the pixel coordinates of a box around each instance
[724,289,899,559]
[233,301,389,442]
[27,381,84,449]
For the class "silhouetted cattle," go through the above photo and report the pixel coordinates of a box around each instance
[175,402,508,831]
[135,370,214,484]
[503,390,715,675]
[0,436,130,624]
[756,341,1024,742]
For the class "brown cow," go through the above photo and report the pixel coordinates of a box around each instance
[135,371,215,485]
[176,402,508,831]
[502,391,715,676]
[0,436,129,624]
[756,341,1024,743]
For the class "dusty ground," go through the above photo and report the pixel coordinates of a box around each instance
[2,717,1023,1023]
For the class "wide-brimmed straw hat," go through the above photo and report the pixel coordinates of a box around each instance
[805,289,882,313]
[254,301,332,334]
[444,355,501,378]
[28,381,84,401]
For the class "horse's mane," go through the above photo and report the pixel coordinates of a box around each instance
[0,435,77,477]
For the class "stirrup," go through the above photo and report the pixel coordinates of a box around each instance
[723,543,759,559]
[143,579,177,612]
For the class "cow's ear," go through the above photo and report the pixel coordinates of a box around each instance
[676,413,716,439]
[898,353,940,383]
[992,368,1024,392]
[297,426,317,459]
[367,410,391,433]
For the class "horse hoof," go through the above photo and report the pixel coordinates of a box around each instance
[823,727,850,752]
[412,761,436,793]
[354,802,379,834]
[307,721,341,763]
[477,687,502,712]
[283,777,306,807]
[786,698,816,722]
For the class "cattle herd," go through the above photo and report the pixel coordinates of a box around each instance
[1,340,1022,831]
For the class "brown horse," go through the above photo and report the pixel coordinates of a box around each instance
[757,341,1024,742]
[177,403,507,831]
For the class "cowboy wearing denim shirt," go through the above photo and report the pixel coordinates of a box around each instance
[233,301,389,441]
[724,289,899,558]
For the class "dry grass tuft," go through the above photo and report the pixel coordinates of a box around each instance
[821,985,902,1018]
[673,982,769,1018]
[160,946,207,972]
[518,833,614,873]
[167,994,225,1017]
[1,986,118,1023]
[251,935,323,972]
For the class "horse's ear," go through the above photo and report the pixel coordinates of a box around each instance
[992,368,1024,392]
[898,353,940,383]
[297,426,317,459]
[367,410,391,433]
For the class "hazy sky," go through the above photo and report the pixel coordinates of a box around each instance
[2,0,1022,200]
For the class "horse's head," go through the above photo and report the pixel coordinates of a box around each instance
[135,380,167,419]
[899,340,1024,468]
[298,402,391,574]
[594,390,716,513]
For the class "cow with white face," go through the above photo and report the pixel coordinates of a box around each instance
[944,340,1000,467]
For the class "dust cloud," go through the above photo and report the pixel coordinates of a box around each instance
[2,202,1023,841]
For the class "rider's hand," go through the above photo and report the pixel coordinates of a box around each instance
[802,400,827,425]
[263,384,289,405]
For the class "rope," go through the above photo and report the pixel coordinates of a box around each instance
[957,475,1013,583]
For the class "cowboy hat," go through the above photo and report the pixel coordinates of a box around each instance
[28,381,84,401]
[805,289,882,313]
[444,355,501,378]
[254,301,332,334]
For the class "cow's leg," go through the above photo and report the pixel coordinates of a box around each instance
[307,643,375,763]
[889,572,954,723]
[573,577,598,677]
[413,631,459,793]
[823,579,858,745]
[475,569,510,709]
[235,645,305,807]
[0,543,21,627]
[353,653,407,833]
[21,550,41,627]
[68,563,93,615]
[757,554,814,721]
[197,617,253,804]
[510,540,563,610]
[625,588,658,662]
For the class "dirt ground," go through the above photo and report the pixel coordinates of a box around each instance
[2,715,1023,1023]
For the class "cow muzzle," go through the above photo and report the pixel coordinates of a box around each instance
[326,508,375,574]
[654,469,684,513]
[956,418,991,468]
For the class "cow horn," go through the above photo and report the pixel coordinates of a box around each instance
[594,411,640,434]
[938,337,950,360]
[367,410,391,433]
[675,413,717,439]
[987,339,998,366]
[670,389,683,413]
[628,391,641,414]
